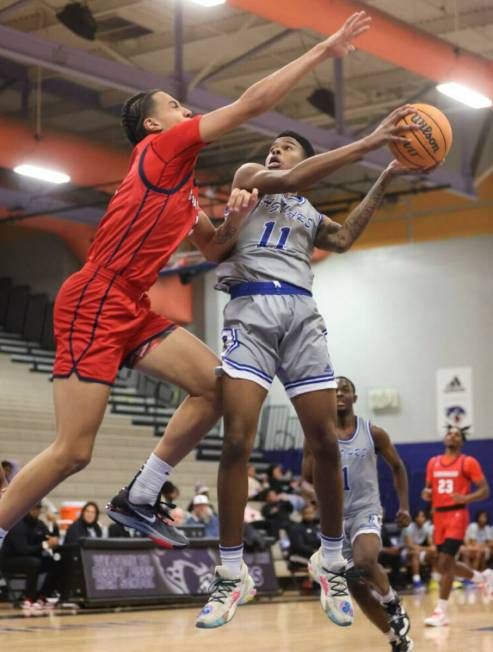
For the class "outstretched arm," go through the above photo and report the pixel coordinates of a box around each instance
[371,425,411,528]
[190,188,258,263]
[199,12,371,143]
[233,106,419,193]
[314,160,432,253]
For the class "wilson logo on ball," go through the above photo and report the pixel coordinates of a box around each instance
[410,114,440,153]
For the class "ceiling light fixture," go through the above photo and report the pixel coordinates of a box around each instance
[189,0,226,7]
[14,164,71,184]
[436,82,492,109]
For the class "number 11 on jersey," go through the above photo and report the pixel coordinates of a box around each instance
[258,221,291,250]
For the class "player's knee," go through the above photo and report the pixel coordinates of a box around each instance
[221,429,252,466]
[52,442,92,475]
[307,431,339,462]
[352,554,379,579]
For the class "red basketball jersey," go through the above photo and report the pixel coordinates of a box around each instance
[426,454,484,509]
[87,115,205,292]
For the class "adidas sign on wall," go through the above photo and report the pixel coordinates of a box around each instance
[436,367,473,436]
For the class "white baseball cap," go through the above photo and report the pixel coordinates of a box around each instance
[193,494,210,506]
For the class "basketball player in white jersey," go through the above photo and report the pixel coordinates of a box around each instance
[196,108,431,629]
[304,376,413,651]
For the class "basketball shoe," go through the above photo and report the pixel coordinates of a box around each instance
[424,608,449,627]
[391,635,414,651]
[106,473,188,548]
[479,568,493,600]
[383,595,411,638]
[308,549,354,626]
[195,563,256,628]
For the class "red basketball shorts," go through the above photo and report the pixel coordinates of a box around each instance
[53,262,175,386]
[433,508,469,546]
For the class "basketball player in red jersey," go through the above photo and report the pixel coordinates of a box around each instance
[0,13,372,551]
[422,426,492,626]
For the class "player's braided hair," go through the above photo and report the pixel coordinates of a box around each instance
[121,89,160,146]
[446,424,469,442]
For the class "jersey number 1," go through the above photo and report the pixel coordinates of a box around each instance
[343,466,350,491]
[258,221,291,250]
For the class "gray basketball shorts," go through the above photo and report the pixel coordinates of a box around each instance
[343,510,383,562]
[220,293,336,398]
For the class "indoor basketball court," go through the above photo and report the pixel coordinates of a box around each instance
[0,1,492,651]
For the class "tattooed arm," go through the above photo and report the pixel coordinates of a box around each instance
[190,188,258,262]
[315,160,430,253]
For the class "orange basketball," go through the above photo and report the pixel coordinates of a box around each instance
[389,103,453,169]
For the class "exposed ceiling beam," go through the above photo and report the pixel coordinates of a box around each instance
[0,24,475,198]
[228,0,493,102]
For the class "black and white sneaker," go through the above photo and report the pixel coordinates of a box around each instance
[106,484,188,549]
[390,635,414,651]
[384,596,411,638]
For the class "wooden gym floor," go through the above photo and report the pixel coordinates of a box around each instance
[1,591,492,652]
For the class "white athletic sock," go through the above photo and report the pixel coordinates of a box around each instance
[413,574,421,582]
[432,571,441,581]
[128,453,173,506]
[219,544,244,577]
[320,533,344,565]
[472,570,484,584]
[374,588,396,605]
[437,598,448,613]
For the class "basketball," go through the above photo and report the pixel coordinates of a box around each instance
[390,103,453,169]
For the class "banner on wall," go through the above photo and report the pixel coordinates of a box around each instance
[436,367,473,437]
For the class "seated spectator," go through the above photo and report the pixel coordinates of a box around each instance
[287,504,320,563]
[1,460,13,496]
[247,464,264,499]
[170,507,186,527]
[0,503,61,608]
[186,495,219,538]
[461,510,492,572]
[64,502,103,544]
[267,464,293,494]
[403,509,436,591]
[41,499,60,538]
[244,504,262,523]
[161,481,180,505]
[261,489,293,540]
[187,484,216,514]
[379,519,406,590]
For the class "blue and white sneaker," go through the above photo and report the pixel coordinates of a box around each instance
[196,563,256,629]
[106,480,188,549]
[412,579,426,593]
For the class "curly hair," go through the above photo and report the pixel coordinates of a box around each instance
[121,89,160,146]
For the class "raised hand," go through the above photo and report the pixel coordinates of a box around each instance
[226,187,259,216]
[365,105,420,149]
[322,11,372,58]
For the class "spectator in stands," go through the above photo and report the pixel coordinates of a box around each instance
[379,518,406,590]
[170,507,186,527]
[161,481,180,505]
[1,461,13,496]
[64,502,103,544]
[247,464,263,499]
[267,464,293,494]
[0,503,61,608]
[287,504,320,563]
[403,509,436,591]
[261,489,293,540]
[187,484,217,514]
[461,510,492,572]
[186,495,219,538]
